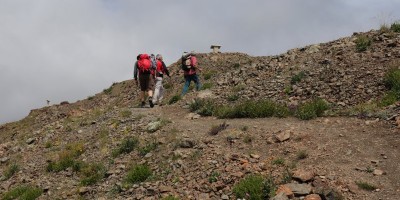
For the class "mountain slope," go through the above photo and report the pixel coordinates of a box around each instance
[0,29,400,200]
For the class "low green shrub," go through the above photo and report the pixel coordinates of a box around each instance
[3,163,19,180]
[280,168,293,184]
[296,99,329,120]
[47,148,82,172]
[2,185,42,200]
[112,137,139,158]
[208,171,220,183]
[391,22,400,32]
[379,91,398,107]
[138,142,158,156]
[227,94,239,102]
[203,70,216,80]
[232,175,269,200]
[125,164,152,184]
[215,100,284,119]
[291,71,306,84]
[355,35,372,52]
[164,83,172,89]
[168,95,181,105]
[80,163,106,186]
[384,67,400,91]
[296,150,308,160]
[189,98,215,116]
[189,98,205,112]
[201,82,213,90]
[103,86,113,95]
[120,110,132,118]
[272,158,285,165]
[356,181,377,191]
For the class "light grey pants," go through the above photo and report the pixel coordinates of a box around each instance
[153,77,164,103]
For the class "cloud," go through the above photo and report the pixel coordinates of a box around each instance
[1,0,400,124]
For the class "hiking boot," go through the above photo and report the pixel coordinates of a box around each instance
[149,97,154,108]
[141,101,146,108]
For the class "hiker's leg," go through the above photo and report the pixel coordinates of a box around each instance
[140,91,146,107]
[140,91,145,102]
[158,78,164,102]
[181,75,191,96]
[153,77,162,103]
[193,74,201,91]
[148,75,154,108]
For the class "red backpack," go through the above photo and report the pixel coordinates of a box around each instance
[156,60,164,75]
[138,54,152,73]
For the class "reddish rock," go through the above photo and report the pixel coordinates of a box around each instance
[305,194,322,200]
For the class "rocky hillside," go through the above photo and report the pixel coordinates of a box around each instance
[0,29,400,200]
[165,30,400,108]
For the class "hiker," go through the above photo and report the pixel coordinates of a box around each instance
[181,51,201,96]
[133,54,155,108]
[153,54,170,105]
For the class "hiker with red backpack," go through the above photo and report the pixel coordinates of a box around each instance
[181,51,201,96]
[133,54,155,108]
[152,54,170,105]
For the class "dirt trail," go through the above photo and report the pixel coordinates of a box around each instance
[152,104,400,199]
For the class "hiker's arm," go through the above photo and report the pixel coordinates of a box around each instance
[162,61,170,77]
[133,61,138,83]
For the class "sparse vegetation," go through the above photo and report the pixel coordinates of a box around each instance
[366,166,374,173]
[379,23,391,33]
[280,168,293,184]
[125,164,152,184]
[233,63,241,69]
[201,82,213,90]
[291,71,306,84]
[120,110,132,118]
[80,163,106,186]
[243,135,253,144]
[355,35,372,52]
[112,137,139,158]
[232,84,246,92]
[208,122,228,135]
[103,85,113,95]
[215,100,288,119]
[378,66,400,106]
[47,143,85,172]
[2,185,42,200]
[379,91,398,107]
[272,158,285,165]
[203,70,216,80]
[391,21,400,32]
[227,94,239,101]
[138,142,158,156]
[296,150,308,160]
[240,125,249,131]
[3,163,19,180]
[168,94,181,105]
[208,171,220,183]
[232,174,269,200]
[189,98,215,116]
[356,181,377,191]
[44,141,53,148]
[295,98,329,120]
[164,83,172,89]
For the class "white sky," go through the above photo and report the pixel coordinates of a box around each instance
[1,0,400,124]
